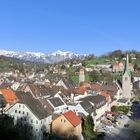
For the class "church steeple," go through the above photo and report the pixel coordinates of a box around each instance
[122,54,132,99]
[123,54,131,77]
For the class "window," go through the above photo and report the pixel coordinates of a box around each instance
[19,111,21,114]
[36,129,38,132]
[61,119,62,122]
[23,105,24,108]
[27,112,28,116]
[36,120,38,124]
[64,120,66,123]
[15,110,17,113]
[23,111,25,114]
[31,119,33,123]
[19,105,21,108]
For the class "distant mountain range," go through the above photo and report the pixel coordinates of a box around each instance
[0,50,81,63]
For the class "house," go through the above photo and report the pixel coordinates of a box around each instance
[91,83,101,92]
[6,92,52,140]
[112,61,134,73]
[100,91,111,111]
[71,86,88,103]
[11,82,21,91]
[54,89,71,104]
[23,84,54,99]
[56,77,76,90]
[51,110,82,140]
[77,95,107,127]
[47,97,67,114]
[0,89,19,107]
[133,80,140,89]
[117,98,130,106]
[101,82,122,106]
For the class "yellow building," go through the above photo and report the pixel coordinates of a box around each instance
[51,111,82,140]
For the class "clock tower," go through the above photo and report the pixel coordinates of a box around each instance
[122,54,132,99]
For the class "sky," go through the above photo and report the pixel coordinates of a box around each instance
[0,0,140,56]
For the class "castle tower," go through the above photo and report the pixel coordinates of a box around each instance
[122,54,132,99]
[79,67,85,84]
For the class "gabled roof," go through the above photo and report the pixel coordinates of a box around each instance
[48,97,65,108]
[0,89,18,104]
[80,101,95,114]
[39,98,54,114]
[79,95,106,109]
[61,77,76,89]
[16,91,50,119]
[101,82,118,97]
[28,84,55,98]
[63,111,81,127]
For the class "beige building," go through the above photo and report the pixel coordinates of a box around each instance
[113,61,134,73]
[51,111,82,140]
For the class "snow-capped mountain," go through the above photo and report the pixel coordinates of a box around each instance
[0,50,79,63]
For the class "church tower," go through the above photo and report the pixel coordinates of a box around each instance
[122,54,132,99]
[79,67,85,84]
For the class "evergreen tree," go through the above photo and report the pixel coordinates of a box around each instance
[84,115,94,140]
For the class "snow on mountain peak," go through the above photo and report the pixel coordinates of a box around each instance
[0,49,80,63]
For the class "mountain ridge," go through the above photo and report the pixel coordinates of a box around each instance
[0,49,81,63]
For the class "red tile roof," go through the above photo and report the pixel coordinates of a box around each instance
[0,89,18,104]
[100,91,110,101]
[81,82,91,88]
[91,83,101,91]
[75,86,87,95]
[63,111,81,127]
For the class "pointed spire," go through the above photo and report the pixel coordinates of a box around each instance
[123,54,131,76]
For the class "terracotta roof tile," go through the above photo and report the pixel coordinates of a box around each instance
[91,83,101,91]
[63,111,81,127]
[0,89,18,104]
[75,86,87,95]
[100,91,110,101]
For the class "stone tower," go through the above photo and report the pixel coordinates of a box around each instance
[79,67,85,84]
[122,54,132,99]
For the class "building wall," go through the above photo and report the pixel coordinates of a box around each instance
[52,115,82,140]
[79,69,85,84]
[6,103,52,140]
[122,72,131,99]
[92,103,107,128]
[71,92,87,103]
[113,63,134,73]
[68,104,89,116]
